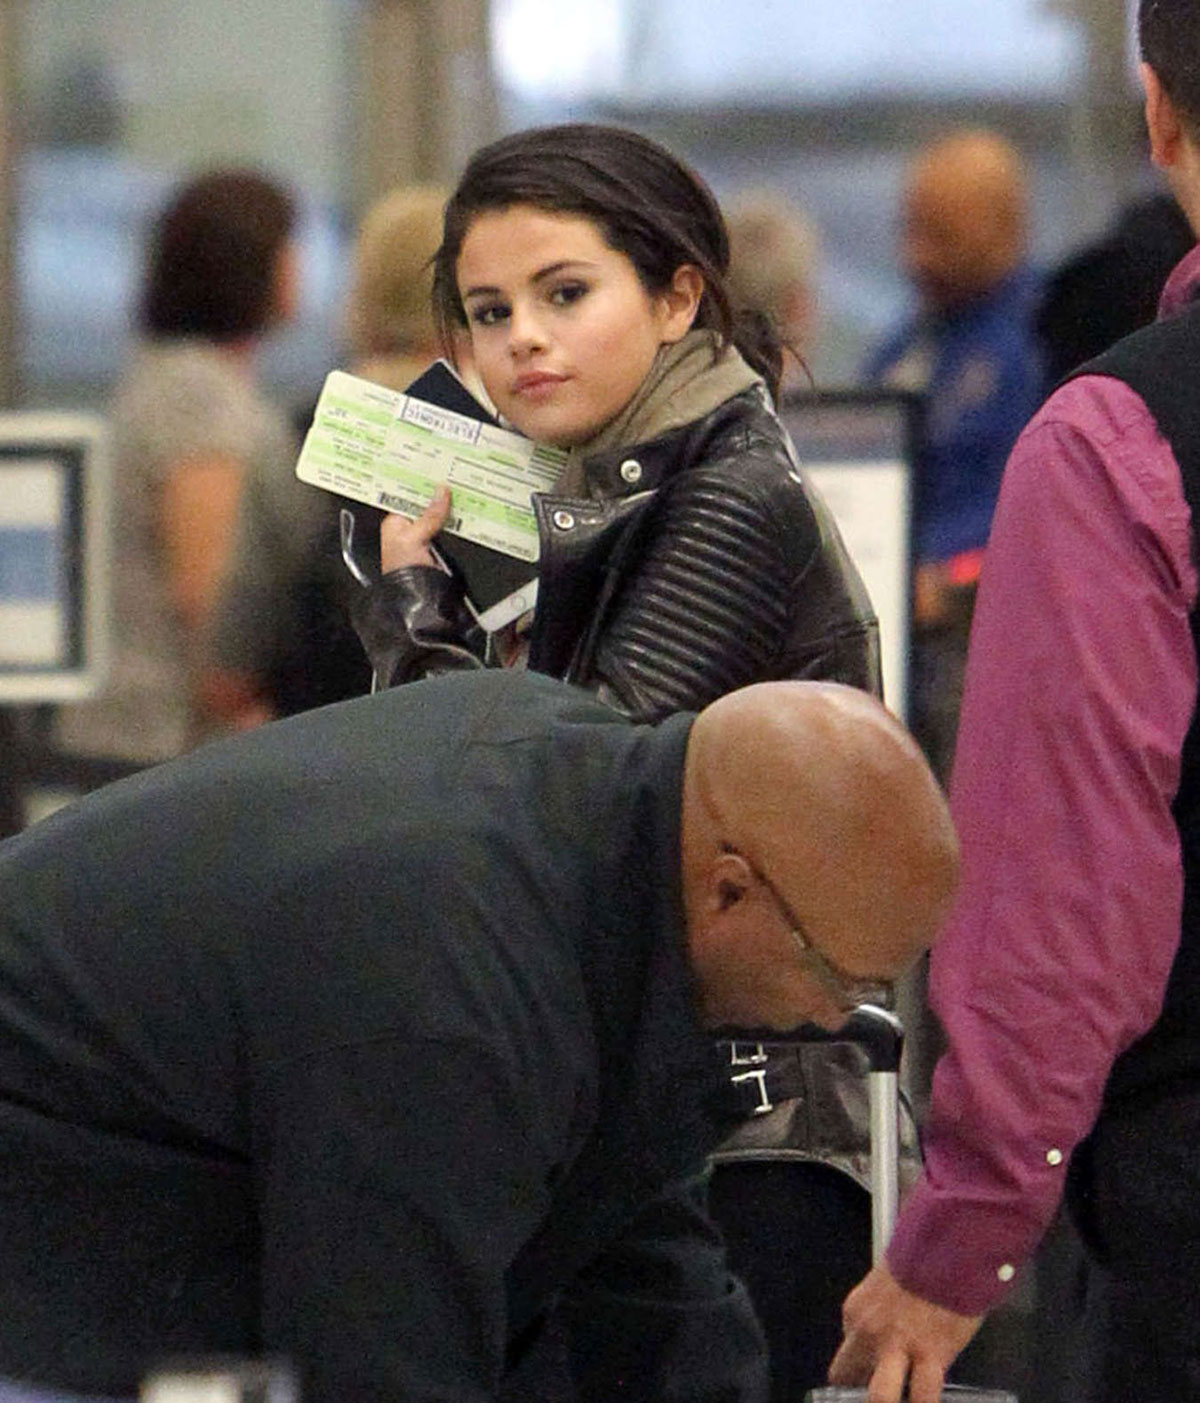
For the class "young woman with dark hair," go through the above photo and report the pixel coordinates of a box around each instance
[347,124,890,1403]
[356,123,877,716]
[429,123,785,396]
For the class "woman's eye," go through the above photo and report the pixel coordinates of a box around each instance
[468,302,509,327]
[549,282,588,307]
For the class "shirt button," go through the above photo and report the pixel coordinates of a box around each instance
[552,509,576,531]
[619,458,643,484]
[1046,1148,1064,1167]
[997,1263,1016,1283]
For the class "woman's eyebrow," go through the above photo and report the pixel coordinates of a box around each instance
[461,259,598,300]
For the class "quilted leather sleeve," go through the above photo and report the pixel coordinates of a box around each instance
[350,565,483,689]
[587,462,874,720]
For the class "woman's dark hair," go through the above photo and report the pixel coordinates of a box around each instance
[432,124,786,397]
[140,169,296,341]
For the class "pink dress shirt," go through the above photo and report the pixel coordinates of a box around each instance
[887,245,1200,1315]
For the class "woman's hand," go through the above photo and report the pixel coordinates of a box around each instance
[380,485,453,573]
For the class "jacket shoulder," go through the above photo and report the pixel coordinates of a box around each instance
[668,390,822,557]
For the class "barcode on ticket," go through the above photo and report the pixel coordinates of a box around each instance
[375,488,463,532]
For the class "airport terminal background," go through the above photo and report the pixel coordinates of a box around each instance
[0,2,1165,1399]
[2,0,1150,411]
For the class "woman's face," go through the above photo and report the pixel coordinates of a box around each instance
[456,204,699,447]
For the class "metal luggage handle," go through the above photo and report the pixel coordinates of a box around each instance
[788,1004,903,1068]
[788,1005,903,1261]
[801,1005,902,1262]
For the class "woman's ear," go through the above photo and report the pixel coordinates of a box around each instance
[657,264,705,344]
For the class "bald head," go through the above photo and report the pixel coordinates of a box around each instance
[903,129,1028,311]
[679,681,958,1031]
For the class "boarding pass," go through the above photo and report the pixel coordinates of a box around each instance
[295,370,567,562]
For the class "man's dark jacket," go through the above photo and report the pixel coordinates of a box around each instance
[0,671,761,1402]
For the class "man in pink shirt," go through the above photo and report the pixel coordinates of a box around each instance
[830,3,1200,1400]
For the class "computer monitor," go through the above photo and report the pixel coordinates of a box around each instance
[0,412,110,703]
[778,388,917,721]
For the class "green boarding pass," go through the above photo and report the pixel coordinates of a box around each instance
[295,369,567,562]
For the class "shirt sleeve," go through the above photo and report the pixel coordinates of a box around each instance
[258,1036,555,1403]
[887,376,1198,1315]
[558,1173,768,1403]
[133,349,272,474]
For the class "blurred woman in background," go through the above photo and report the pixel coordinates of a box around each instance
[55,168,298,764]
[200,184,452,726]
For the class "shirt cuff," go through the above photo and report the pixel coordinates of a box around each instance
[886,1172,1059,1316]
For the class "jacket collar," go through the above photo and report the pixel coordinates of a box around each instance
[572,385,768,500]
[1159,241,1200,319]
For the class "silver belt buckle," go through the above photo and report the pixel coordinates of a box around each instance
[728,1041,772,1115]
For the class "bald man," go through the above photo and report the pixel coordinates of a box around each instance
[864,128,1043,784]
[902,131,1027,317]
[0,669,954,1403]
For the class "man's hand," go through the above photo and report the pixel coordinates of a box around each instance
[828,1262,983,1403]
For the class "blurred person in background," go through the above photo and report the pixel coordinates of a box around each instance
[864,128,1043,785]
[340,184,454,394]
[1035,188,1194,392]
[199,185,450,727]
[833,2,1200,1398]
[54,169,298,765]
[726,192,819,391]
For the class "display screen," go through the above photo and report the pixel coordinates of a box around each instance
[0,419,105,702]
[779,390,916,721]
[0,458,72,667]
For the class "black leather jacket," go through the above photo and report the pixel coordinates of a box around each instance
[352,385,882,712]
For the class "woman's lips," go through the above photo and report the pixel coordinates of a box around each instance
[511,371,567,398]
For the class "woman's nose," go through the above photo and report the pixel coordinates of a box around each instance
[507,301,547,356]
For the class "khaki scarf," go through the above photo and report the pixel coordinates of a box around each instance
[556,329,762,497]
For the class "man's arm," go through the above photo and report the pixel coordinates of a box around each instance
[203,463,328,722]
[259,1036,555,1403]
[558,1173,769,1403]
[832,377,1198,1402]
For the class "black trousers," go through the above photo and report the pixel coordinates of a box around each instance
[1067,1090,1200,1403]
[707,1162,871,1403]
[910,584,977,789]
[1072,1256,1200,1402]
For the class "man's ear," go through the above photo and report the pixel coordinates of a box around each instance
[689,847,754,918]
[710,848,754,912]
[1142,62,1184,170]
[657,264,705,345]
